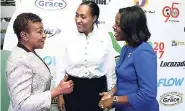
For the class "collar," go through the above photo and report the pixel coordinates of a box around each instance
[77,25,98,38]
[17,43,31,52]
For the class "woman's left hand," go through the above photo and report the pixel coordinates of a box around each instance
[99,92,112,100]
[99,97,114,109]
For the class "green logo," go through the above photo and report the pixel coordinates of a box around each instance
[108,32,122,63]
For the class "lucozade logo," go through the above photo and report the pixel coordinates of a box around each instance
[160,61,185,68]
[134,0,148,7]
[35,0,67,10]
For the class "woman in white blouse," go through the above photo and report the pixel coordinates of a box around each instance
[5,13,74,111]
[56,1,116,111]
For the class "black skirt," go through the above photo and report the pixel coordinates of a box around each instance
[63,75,107,111]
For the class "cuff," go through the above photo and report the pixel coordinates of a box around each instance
[44,91,52,109]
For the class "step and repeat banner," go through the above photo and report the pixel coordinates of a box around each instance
[3,0,185,111]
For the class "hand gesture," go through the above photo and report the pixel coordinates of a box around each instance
[99,97,114,109]
[58,75,74,94]
[99,92,112,100]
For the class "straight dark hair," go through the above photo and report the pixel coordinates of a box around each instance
[119,5,151,47]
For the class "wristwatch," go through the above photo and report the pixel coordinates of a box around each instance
[112,96,118,107]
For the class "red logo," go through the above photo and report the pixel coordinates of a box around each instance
[153,42,165,59]
[162,2,180,22]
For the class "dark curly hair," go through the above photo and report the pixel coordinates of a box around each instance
[119,6,151,47]
[13,13,42,40]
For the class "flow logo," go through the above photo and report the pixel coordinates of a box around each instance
[158,78,184,87]
[44,26,61,38]
[159,92,183,106]
[35,0,67,10]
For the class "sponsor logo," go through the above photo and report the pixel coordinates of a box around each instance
[160,61,185,68]
[35,0,67,10]
[134,0,155,14]
[159,92,183,106]
[42,56,56,66]
[51,97,57,104]
[82,0,112,5]
[162,2,180,23]
[143,10,155,14]
[44,27,61,38]
[96,20,105,25]
[108,32,122,54]
[108,32,122,62]
[148,41,165,59]
[158,78,184,87]
[172,40,185,46]
[134,0,148,7]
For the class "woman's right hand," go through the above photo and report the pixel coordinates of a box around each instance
[58,95,65,111]
[57,75,74,94]
[51,75,74,98]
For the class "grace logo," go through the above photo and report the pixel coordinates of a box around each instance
[159,92,183,106]
[134,0,148,7]
[35,0,67,10]
[44,27,61,38]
